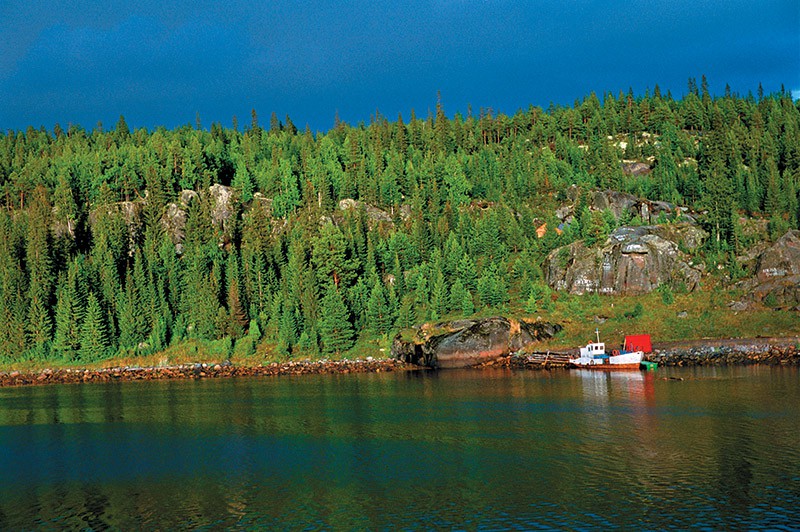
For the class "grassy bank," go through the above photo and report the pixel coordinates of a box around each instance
[531,289,800,351]
[1,287,798,374]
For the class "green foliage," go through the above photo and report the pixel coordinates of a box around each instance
[763,292,779,308]
[623,302,645,319]
[657,283,674,305]
[318,283,355,355]
[0,86,798,363]
[767,214,790,242]
[207,336,233,359]
[366,279,394,335]
[79,292,111,361]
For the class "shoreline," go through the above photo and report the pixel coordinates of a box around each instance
[0,358,412,388]
[1,336,798,388]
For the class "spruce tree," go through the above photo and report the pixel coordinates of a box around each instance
[449,278,473,316]
[25,186,55,349]
[117,271,148,350]
[318,283,354,355]
[80,292,110,360]
[429,269,448,319]
[366,279,393,335]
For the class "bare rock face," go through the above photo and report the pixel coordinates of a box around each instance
[160,189,198,252]
[161,202,188,248]
[754,230,800,281]
[338,198,394,224]
[560,187,689,226]
[590,190,640,220]
[622,161,652,176]
[741,230,800,307]
[545,223,707,295]
[392,317,562,369]
[209,184,235,229]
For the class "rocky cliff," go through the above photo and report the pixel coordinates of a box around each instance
[560,187,693,225]
[392,317,562,369]
[545,223,707,295]
[739,230,800,308]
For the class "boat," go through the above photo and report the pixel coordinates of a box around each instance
[569,329,644,370]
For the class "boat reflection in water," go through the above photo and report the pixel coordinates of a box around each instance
[573,368,655,405]
[571,368,663,475]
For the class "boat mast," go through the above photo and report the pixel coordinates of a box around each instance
[595,328,600,343]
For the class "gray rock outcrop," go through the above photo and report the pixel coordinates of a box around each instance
[392,317,562,369]
[338,198,397,223]
[560,187,692,226]
[545,223,707,295]
[741,230,800,307]
[208,183,235,230]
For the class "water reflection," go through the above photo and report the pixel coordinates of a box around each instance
[0,367,797,529]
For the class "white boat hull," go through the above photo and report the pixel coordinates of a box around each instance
[569,351,644,369]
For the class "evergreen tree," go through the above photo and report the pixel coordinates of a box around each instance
[449,278,473,316]
[226,253,248,338]
[429,269,448,319]
[25,185,55,348]
[312,222,357,289]
[366,279,393,335]
[116,267,148,350]
[80,292,110,360]
[272,159,301,218]
[700,134,735,245]
[318,283,354,355]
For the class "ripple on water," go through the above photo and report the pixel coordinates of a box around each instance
[0,367,798,529]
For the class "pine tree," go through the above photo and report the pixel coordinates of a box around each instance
[312,222,356,289]
[457,252,478,291]
[449,278,473,316]
[231,158,255,202]
[80,292,110,360]
[272,159,301,218]
[227,276,248,338]
[116,270,148,350]
[318,283,354,355]
[366,279,393,335]
[395,294,417,329]
[429,269,448,319]
[25,185,55,348]
[763,159,783,216]
[700,134,735,245]
[0,212,28,359]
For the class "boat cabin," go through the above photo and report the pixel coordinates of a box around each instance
[579,342,606,358]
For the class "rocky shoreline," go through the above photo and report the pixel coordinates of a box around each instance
[1,337,798,388]
[503,337,800,369]
[0,358,409,388]
[649,337,800,367]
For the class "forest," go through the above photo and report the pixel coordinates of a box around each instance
[1,78,798,363]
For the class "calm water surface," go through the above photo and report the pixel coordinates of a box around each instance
[1,366,798,529]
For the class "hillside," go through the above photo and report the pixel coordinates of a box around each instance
[1,83,799,367]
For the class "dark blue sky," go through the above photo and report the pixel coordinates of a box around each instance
[1,0,798,133]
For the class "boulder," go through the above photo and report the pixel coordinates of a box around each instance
[338,198,394,224]
[622,162,652,176]
[739,230,800,307]
[545,223,707,295]
[161,202,188,248]
[754,230,800,282]
[209,183,235,229]
[561,187,688,225]
[392,317,562,369]
[590,190,640,220]
[180,189,199,207]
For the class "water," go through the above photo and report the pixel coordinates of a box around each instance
[1,366,798,530]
